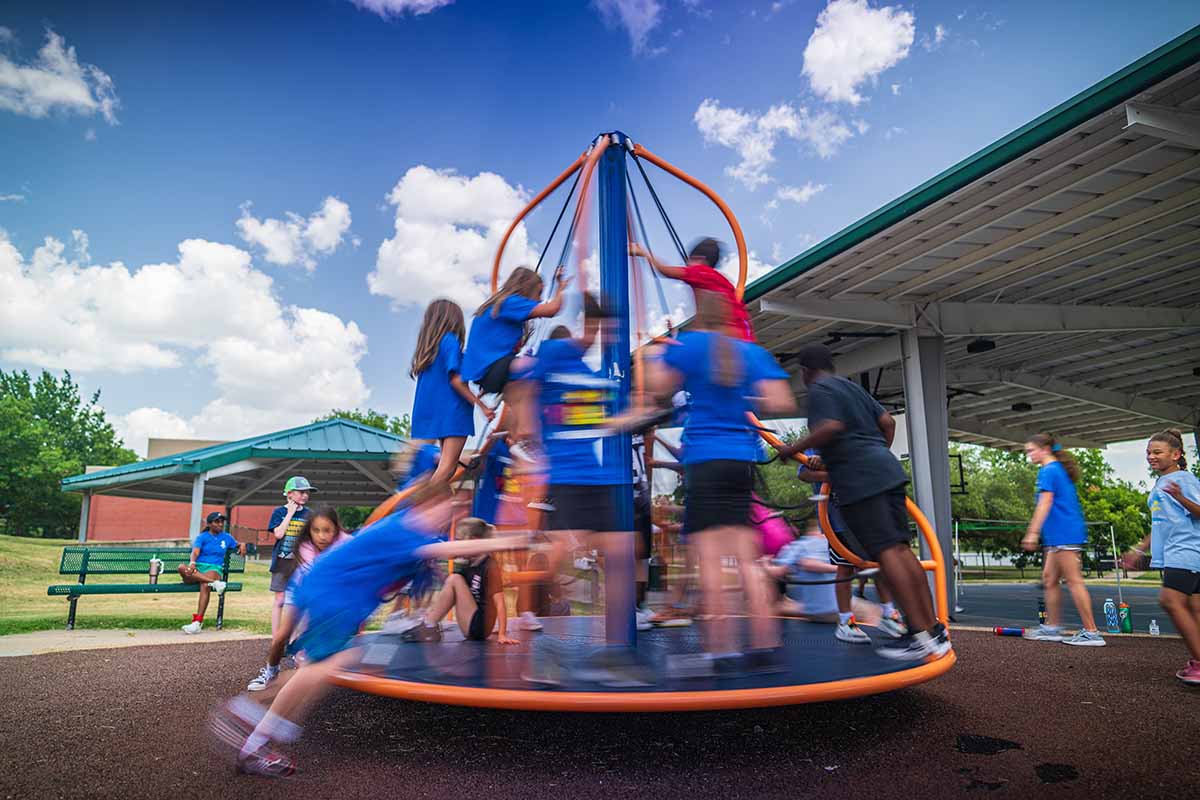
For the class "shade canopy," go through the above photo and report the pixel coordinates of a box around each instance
[62,418,404,508]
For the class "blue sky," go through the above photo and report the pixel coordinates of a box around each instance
[1,0,1197,483]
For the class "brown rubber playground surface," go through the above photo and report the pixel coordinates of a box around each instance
[1,629,1196,799]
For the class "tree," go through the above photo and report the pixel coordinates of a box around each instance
[314,408,410,438]
[0,370,137,537]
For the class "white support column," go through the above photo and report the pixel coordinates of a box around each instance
[77,491,92,543]
[900,330,954,609]
[188,473,207,543]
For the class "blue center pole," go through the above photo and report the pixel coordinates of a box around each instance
[597,133,637,646]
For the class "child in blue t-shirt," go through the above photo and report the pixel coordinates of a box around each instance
[410,299,495,485]
[644,290,795,669]
[461,266,567,395]
[1123,429,1200,684]
[1021,434,1104,646]
[180,512,245,634]
[211,479,527,778]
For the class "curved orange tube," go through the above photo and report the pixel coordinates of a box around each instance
[631,143,748,300]
[569,135,610,294]
[490,153,586,293]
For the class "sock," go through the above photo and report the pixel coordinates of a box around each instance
[193,614,203,623]
[882,602,896,618]
[240,731,269,759]
[838,612,853,625]
[228,695,267,727]
[241,710,301,758]
[266,663,279,674]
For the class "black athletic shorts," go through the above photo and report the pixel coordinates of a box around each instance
[684,459,754,533]
[1163,567,1200,595]
[477,353,517,396]
[546,484,619,532]
[467,607,496,641]
[837,487,911,560]
[634,493,652,557]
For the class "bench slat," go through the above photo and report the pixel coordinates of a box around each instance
[57,546,246,575]
[47,583,244,596]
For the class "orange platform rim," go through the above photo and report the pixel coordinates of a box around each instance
[332,650,955,713]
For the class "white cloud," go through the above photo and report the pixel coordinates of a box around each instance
[694,98,854,188]
[593,0,665,55]
[0,231,369,452]
[236,196,352,271]
[368,166,540,312]
[83,127,96,141]
[922,23,948,51]
[0,193,24,202]
[776,182,827,204]
[682,0,712,18]
[348,0,454,17]
[719,249,773,285]
[884,125,906,140]
[802,0,915,106]
[852,118,869,135]
[0,27,14,44]
[771,242,785,263]
[0,30,119,123]
[890,83,901,95]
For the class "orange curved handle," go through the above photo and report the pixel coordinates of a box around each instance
[631,143,748,300]
[569,134,611,294]
[491,153,586,294]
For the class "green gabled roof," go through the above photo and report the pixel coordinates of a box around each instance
[61,418,405,492]
[745,23,1200,302]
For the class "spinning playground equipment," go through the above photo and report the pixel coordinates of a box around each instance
[335,133,955,710]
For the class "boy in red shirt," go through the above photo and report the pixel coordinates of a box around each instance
[630,238,755,342]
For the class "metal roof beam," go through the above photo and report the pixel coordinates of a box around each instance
[1024,229,1200,302]
[948,415,1103,449]
[1125,101,1200,147]
[947,367,1197,426]
[760,297,1200,335]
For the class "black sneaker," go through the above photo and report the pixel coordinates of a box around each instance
[400,623,442,643]
[236,747,296,778]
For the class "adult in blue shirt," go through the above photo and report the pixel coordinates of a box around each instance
[779,344,950,662]
[646,290,795,670]
[1021,433,1105,646]
[180,512,245,634]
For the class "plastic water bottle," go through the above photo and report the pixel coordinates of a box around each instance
[1149,619,1160,636]
[1103,598,1119,634]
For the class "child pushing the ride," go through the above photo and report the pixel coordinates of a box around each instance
[212,478,529,778]
[630,238,755,341]
[1122,429,1200,684]
[410,298,495,485]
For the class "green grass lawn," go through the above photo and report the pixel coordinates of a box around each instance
[0,534,276,636]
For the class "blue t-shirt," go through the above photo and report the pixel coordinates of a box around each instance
[267,505,312,570]
[461,295,539,383]
[773,535,838,616]
[193,531,239,567]
[1148,470,1200,572]
[411,331,475,440]
[527,338,624,486]
[657,331,788,465]
[804,375,907,506]
[472,439,512,523]
[797,448,847,532]
[1035,460,1087,546]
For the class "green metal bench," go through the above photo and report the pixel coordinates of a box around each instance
[47,546,246,630]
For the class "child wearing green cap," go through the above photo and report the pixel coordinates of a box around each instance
[266,477,317,635]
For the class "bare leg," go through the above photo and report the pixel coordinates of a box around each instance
[875,574,893,605]
[695,529,733,653]
[835,565,853,614]
[257,649,359,730]
[267,606,298,667]
[731,527,779,650]
[271,593,285,636]
[1042,552,1064,628]
[1161,588,1200,660]
[874,544,935,632]
[178,565,219,617]
[433,436,467,484]
[1059,551,1097,630]
[197,583,212,618]
[424,573,478,634]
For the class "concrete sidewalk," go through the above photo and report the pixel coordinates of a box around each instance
[0,628,268,658]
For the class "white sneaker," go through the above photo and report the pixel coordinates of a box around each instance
[876,628,952,662]
[182,620,203,634]
[518,611,544,632]
[210,580,227,595]
[836,618,871,644]
[381,611,422,634]
[876,612,907,639]
[1062,630,1106,647]
[247,665,279,692]
[1024,624,1064,642]
[635,608,653,631]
